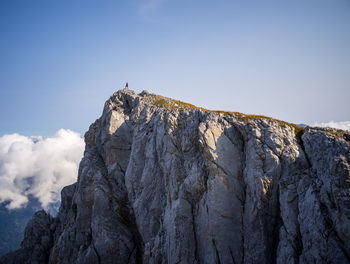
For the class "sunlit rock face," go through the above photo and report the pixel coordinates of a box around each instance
[2,89,350,264]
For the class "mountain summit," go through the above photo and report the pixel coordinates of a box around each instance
[2,89,350,263]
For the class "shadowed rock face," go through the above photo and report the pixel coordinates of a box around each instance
[2,89,349,264]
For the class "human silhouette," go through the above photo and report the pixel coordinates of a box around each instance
[125,82,128,88]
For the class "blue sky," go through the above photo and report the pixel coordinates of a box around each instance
[1,0,349,136]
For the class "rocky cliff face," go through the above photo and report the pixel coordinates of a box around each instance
[2,89,350,264]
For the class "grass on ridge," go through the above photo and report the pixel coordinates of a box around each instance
[150,95,303,139]
[326,129,350,142]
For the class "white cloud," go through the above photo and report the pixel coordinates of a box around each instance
[0,129,84,210]
[311,121,350,131]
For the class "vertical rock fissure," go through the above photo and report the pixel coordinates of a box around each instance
[295,203,303,260]
[92,243,101,264]
[127,245,136,264]
[2,90,349,264]
[119,163,145,263]
[298,133,311,168]
[127,207,144,264]
[270,184,282,264]
[236,124,247,264]
[212,238,222,264]
[240,133,247,264]
[191,202,199,263]
[229,247,236,264]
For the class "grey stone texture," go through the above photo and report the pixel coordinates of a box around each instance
[2,89,349,263]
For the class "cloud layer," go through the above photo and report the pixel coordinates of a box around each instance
[1,121,348,211]
[0,129,84,210]
[311,121,350,131]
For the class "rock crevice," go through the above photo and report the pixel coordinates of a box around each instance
[2,89,349,264]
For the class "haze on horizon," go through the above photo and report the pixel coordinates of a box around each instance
[1,0,349,137]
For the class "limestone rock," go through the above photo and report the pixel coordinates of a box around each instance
[0,210,53,264]
[2,89,349,264]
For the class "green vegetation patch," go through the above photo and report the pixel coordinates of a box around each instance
[326,129,350,142]
[152,96,200,111]
[292,124,304,142]
[233,113,304,140]
[149,95,303,138]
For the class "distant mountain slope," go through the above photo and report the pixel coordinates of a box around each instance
[0,199,41,256]
[0,198,59,257]
[2,89,350,264]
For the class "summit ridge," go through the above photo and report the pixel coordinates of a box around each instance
[2,89,350,264]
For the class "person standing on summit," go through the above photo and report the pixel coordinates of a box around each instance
[125,82,128,88]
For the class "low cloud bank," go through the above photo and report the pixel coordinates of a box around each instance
[0,129,84,210]
[311,121,350,131]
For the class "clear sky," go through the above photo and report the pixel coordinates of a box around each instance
[1,0,349,136]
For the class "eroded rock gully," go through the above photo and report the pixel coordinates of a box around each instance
[2,89,349,264]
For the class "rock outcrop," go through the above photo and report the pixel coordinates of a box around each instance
[2,89,350,264]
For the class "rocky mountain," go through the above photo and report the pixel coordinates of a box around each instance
[1,89,349,264]
[0,198,60,257]
[0,199,40,256]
